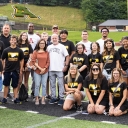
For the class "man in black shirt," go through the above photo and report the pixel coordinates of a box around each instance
[1,35,24,104]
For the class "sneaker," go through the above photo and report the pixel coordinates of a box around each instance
[14,98,22,104]
[76,105,83,112]
[0,98,7,104]
[45,95,51,100]
[58,99,64,106]
[41,100,46,105]
[35,100,39,105]
[49,98,58,104]
[7,93,13,99]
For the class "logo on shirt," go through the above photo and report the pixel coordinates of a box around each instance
[73,57,84,66]
[49,48,60,54]
[111,87,121,97]
[103,55,113,63]
[68,82,78,88]
[20,47,29,55]
[8,52,19,61]
[89,84,101,95]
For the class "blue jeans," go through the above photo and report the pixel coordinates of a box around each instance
[34,72,48,97]
[0,75,2,91]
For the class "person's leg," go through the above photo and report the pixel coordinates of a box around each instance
[95,105,105,114]
[87,104,95,114]
[31,69,35,96]
[109,106,114,116]
[0,72,3,91]
[63,99,75,111]
[49,71,56,99]
[34,72,41,104]
[17,72,23,93]
[41,72,48,103]
[24,71,30,92]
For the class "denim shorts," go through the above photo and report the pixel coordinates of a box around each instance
[3,71,19,88]
[122,69,128,78]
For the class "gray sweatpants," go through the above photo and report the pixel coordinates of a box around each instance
[49,71,64,99]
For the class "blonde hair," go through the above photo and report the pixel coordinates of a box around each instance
[109,68,123,84]
[65,65,80,83]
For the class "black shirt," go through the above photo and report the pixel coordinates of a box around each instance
[18,44,33,62]
[88,52,102,68]
[70,53,88,79]
[109,82,127,104]
[0,40,5,58]
[84,76,109,101]
[102,51,120,70]
[64,75,84,91]
[0,34,11,48]
[60,40,75,56]
[2,47,24,72]
[118,47,128,70]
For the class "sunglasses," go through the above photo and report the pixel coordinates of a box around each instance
[92,68,99,71]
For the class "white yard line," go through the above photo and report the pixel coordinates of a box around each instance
[0,106,7,109]
[26,112,80,128]
[26,110,39,114]
[101,121,116,124]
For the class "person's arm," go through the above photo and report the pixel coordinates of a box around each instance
[63,55,69,72]
[20,59,24,74]
[79,65,87,72]
[96,90,105,105]
[85,88,94,104]
[116,60,120,68]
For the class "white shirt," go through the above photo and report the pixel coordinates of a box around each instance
[27,33,40,50]
[76,41,92,55]
[47,43,69,71]
[96,38,105,54]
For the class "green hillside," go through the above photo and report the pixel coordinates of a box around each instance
[0,3,86,30]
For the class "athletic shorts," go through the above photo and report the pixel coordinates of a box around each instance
[65,91,86,101]
[92,99,109,107]
[3,71,19,88]
[122,69,128,78]
[114,102,128,112]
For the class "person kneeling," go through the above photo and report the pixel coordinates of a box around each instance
[63,65,85,112]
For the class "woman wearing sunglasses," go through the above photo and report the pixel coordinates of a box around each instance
[70,44,88,80]
[102,38,120,80]
[63,65,85,112]
[109,68,128,116]
[84,63,109,114]
[88,42,103,70]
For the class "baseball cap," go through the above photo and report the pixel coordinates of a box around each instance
[52,25,58,29]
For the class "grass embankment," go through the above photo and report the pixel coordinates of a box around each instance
[0,3,85,30]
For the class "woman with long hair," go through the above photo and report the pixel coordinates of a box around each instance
[31,39,49,105]
[17,32,33,92]
[63,65,85,112]
[102,38,120,80]
[70,44,88,80]
[109,68,128,116]
[118,36,128,100]
[88,42,103,70]
[84,63,109,114]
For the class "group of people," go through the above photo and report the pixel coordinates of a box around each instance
[0,23,128,117]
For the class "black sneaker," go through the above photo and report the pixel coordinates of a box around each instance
[0,98,7,104]
[7,93,13,99]
[49,98,58,104]
[58,99,64,106]
[45,95,51,100]
[14,98,22,104]
[76,105,83,113]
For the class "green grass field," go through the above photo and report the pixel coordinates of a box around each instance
[0,108,127,128]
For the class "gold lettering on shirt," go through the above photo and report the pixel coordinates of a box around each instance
[8,52,19,61]
[103,55,113,63]
[20,47,29,56]
[68,82,78,88]
[73,57,84,66]
[111,87,121,97]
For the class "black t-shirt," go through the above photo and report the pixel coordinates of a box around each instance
[70,53,88,79]
[102,51,120,70]
[109,82,127,104]
[118,47,128,70]
[84,76,109,101]
[18,44,33,62]
[88,52,102,68]
[0,34,11,48]
[64,75,84,91]
[0,40,5,58]
[2,47,24,72]
[60,40,75,56]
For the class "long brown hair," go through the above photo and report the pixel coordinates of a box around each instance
[35,39,47,51]
[102,38,115,56]
[88,63,104,87]
[109,68,123,84]
[18,32,29,47]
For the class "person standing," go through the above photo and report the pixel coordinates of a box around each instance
[27,23,40,97]
[1,35,24,104]
[47,34,69,106]
[97,28,109,54]
[31,39,50,105]
[76,30,91,56]
[0,24,12,98]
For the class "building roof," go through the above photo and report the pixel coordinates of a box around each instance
[98,20,128,26]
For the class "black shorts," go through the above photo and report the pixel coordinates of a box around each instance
[93,99,109,107]
[0,60,3,72]
[114,102,128,112]
[3,71,19,88]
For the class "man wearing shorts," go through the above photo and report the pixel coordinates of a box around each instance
[0,35,24,104]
